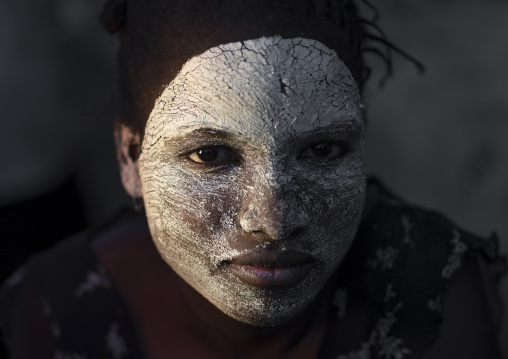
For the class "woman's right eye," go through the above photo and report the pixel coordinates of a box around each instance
[187,147,239,165]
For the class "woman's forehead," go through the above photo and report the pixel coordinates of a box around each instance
[119,0,364,131]
[144,37,362,144]
[184,37,345,86]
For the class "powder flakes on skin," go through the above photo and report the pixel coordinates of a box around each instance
[139,37,366,326]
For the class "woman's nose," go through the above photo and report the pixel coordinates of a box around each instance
[238,172,309,240]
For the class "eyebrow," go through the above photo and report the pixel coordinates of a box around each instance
[189,127,236,139]
[308,120,364,137]
[169,118,364,143]
[163,127,243,148]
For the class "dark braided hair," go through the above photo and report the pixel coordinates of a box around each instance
[100,0,422,137]
[357,0,424,86]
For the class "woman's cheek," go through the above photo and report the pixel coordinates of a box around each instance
[142,161,238,241]
[302,154,366,255]
[300,150,366,211]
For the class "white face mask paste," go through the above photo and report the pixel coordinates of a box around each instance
[139,36,366,326]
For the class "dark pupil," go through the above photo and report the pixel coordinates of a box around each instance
[311,143,330,157]
[197,148,218,162]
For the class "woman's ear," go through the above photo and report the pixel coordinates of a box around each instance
[114,120,143,198]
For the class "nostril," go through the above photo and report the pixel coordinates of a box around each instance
[239,192,309,240]
[240,216,306,241]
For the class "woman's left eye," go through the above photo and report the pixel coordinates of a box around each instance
[187,147,239,164]
[300,143,343,159]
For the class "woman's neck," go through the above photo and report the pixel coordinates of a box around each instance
[93,215,333,358]
[174,266,332,358]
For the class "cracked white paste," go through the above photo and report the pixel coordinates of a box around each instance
[138,36,366,326]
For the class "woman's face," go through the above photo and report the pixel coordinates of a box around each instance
[138,37,366,326]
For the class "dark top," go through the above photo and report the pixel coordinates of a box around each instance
[0,178,87,285]
[0,179,505,358]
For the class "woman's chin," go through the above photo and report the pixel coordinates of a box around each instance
[205,277,324,328]
[221,301,312,328]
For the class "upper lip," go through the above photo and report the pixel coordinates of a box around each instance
[225,248,314,268]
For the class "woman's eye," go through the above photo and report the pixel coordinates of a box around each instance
[187,147,238,164]
[300,143,343,159]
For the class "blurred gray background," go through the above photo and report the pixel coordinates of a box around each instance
[0,0,506,356]
[367,1,508,356]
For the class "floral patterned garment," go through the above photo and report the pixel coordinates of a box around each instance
[323,180,505,358]
[0,179,505,358]
[0,231,144,359]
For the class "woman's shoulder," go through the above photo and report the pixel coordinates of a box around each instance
[358,178,505,293]
[0,212,146,358]
[0,231,99,322]
[335,178,505,358]
[0,220,118,311]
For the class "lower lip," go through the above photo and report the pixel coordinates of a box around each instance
[227,263,313,287]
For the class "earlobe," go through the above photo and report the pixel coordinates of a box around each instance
[114,120,143,198]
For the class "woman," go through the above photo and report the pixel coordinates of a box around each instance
[0,0,504,358]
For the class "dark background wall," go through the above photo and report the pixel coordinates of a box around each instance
[0,0,506,356]
[0,0,128,223]
[366,2,507,356]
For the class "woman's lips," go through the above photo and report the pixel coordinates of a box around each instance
[224,250,315,287]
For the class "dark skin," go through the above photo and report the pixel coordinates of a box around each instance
[108,62,368,356]
[91,189,503,359]
[91,218,334,358]
[99,133,503,358]
[110,112,366,357]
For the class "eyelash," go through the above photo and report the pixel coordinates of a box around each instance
[183,146,240,166]
[183,141,347,166]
